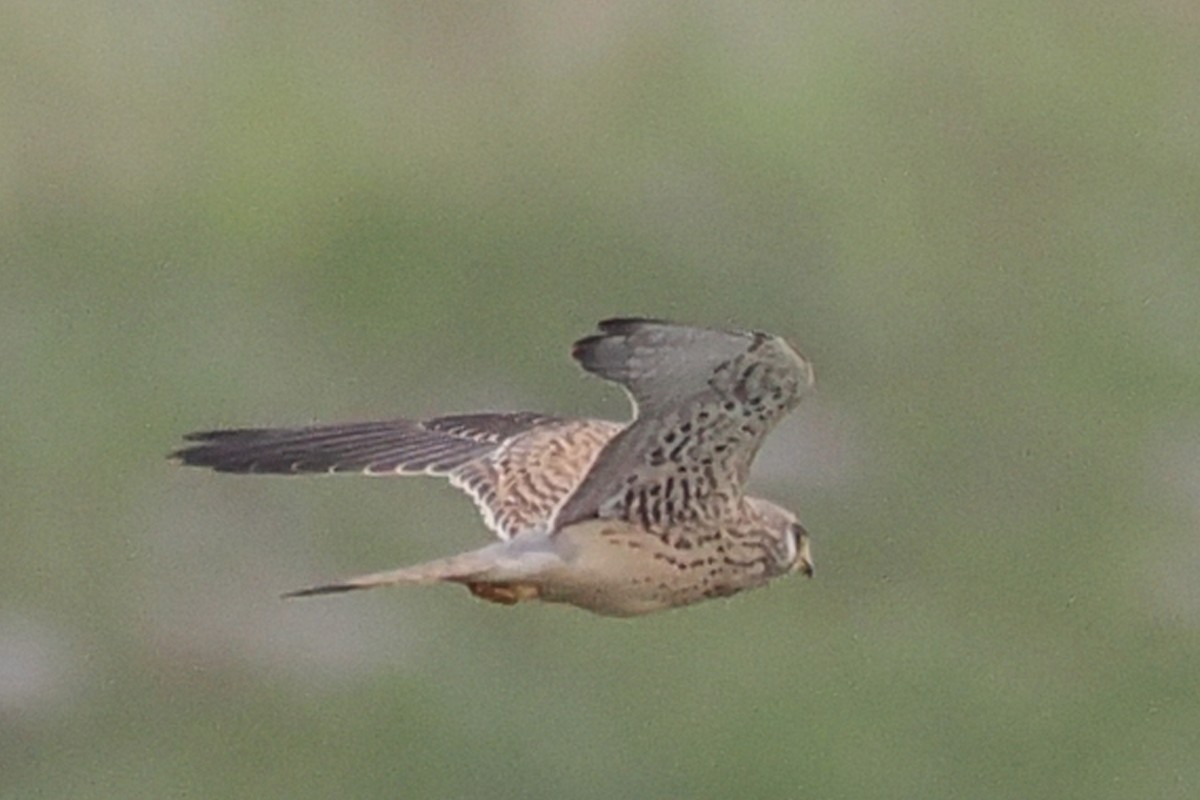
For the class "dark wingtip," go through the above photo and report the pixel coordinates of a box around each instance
[570,333,603,362]
[168,445,207,467]
[573,317,675,365]
[595,316,672,333]
[182,427,273,442]
[169,443,260,473]
[170,428,275,471]
[169,442,209,463]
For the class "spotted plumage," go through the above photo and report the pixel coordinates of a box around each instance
[172,318,815,616]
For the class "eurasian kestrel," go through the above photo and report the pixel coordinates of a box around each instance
[173,318,815,616]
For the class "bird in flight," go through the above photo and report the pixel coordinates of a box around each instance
[172,318,815,616]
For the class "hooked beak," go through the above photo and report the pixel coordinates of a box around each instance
[792,525,814,578]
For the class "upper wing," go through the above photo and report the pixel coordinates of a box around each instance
[172,412,620,540]
[551,318,814,532]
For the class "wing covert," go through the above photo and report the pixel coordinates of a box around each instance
[552,319,813,532]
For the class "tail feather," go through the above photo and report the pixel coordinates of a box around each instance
[282,549,501,598]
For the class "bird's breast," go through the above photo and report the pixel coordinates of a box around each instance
[538,519,777,616]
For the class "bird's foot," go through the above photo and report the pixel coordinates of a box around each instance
[465,582,541,606]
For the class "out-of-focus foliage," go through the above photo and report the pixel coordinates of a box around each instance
[3,3,1199,798]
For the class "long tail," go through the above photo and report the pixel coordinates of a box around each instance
[283,550,499,598]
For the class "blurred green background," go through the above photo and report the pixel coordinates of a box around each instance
[4,2,1199,798]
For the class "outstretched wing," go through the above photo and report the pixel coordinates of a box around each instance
[551,318,814,532]
[172,412,619,539]
[172,412,561,476]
